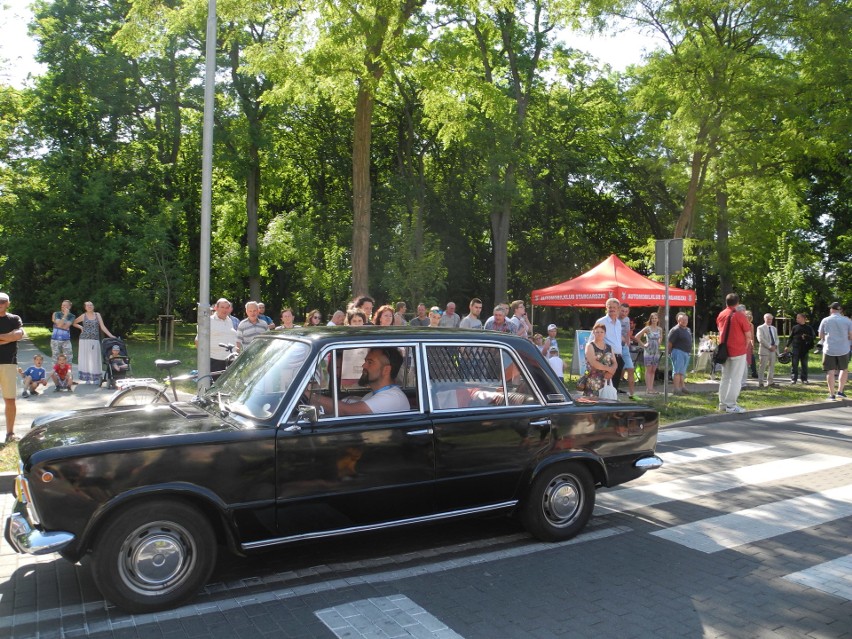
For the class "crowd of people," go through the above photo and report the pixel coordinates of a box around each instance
[196,293,852,409]
[709,296,851,413]
[196,296,569,377]
[573,296,852,410]
[1,288,849,445]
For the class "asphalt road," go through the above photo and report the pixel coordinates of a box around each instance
[2,404,851,638]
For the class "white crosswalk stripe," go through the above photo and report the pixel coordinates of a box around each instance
[657,440,771,465]
[611,433,852,602]
[596,453,852,514]
[650,484,852,553]
[799,422,852,433]
[657,429,703,443]
[754,415,852,433]
[783,555,852,600]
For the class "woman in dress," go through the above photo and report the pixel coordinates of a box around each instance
[635,313,662,394]
[71,301,115,384]
[303,309,322,327]
[373,305,395,327]
[583,322,617,397]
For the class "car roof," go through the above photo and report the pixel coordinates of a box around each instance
[257,327,536,349]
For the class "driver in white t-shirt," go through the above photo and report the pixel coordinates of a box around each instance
[315,347,410,416]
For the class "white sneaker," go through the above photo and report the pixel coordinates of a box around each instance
[726,405,746,413]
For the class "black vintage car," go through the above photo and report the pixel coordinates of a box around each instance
[5,328,662,613]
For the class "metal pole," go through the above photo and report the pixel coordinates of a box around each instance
[663,241,670,402]
[196,0,216,391]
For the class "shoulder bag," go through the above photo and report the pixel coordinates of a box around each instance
[713,312,733,365]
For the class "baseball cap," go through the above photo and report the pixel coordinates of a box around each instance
[549,346,558,353]
[830,301,842,310]
[0,292,9,302]
[547,323,557,331]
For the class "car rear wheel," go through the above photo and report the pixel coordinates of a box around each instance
[90,500,216,613]
[521,462,595,542]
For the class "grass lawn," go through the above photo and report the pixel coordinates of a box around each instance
[25,324,200,379]
[627,375,831,424]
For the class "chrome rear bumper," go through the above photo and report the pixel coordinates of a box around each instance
[634,455,664,471]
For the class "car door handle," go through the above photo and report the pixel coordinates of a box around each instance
[406,428,433,436]
[530,419,552,429]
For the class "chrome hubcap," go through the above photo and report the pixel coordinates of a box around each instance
[542,475,581,526]
[132,534,185,585]
[119,522,195,594]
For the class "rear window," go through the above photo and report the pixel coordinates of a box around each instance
[425,345,541,410]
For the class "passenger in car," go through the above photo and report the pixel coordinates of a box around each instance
[314,348,410,416]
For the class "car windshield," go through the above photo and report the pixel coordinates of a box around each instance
[203,337,311,420]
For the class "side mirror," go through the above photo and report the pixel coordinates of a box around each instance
[297,404,319,425]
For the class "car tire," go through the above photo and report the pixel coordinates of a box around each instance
[521,462,595,542]
[89,499,216,613]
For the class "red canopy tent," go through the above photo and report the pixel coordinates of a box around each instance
[531,254,696,308]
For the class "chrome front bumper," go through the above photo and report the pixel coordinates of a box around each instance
[4,509,75,555]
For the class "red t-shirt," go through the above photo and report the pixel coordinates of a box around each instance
[716,307,752,357]
[54,362,71,378]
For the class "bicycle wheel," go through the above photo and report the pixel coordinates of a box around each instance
[108,386,169,407]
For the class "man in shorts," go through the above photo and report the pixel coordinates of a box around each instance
[818,302,852,401]
[0,292,25,444]
[667,312,693,396]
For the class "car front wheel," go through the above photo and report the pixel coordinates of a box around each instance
[521,462,595,542]
[90,499,216,613]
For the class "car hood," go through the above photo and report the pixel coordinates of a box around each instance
[19,402,240,464]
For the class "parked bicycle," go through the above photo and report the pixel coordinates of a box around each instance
[107,343,236,407]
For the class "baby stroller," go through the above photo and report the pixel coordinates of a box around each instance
[101,337,131,389]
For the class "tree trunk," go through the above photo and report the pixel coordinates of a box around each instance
[352,82,374,297]
[715,186,732,296]
[491,164,513,303]
[674,148,706,239]
[247,144,261,301]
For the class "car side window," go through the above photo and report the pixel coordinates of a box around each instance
[299,345,420,419]
[426,345,540,410]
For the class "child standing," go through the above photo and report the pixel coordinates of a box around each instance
[18,354,48,397]
[51,354,74,392]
